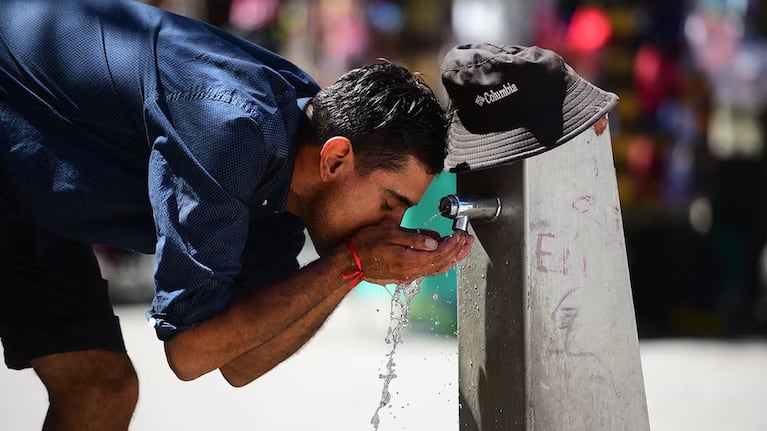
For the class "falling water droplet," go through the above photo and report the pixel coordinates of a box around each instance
[370,279,422,430]
[427,212,443,225]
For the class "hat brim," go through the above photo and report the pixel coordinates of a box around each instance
[445,70,619,172]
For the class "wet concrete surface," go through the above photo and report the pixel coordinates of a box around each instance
[1,291,766,430]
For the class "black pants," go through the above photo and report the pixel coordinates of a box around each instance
[0,168,125,370]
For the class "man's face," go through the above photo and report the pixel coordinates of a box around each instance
[304,156,434,255]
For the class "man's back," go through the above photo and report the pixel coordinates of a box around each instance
[0,0,318,253]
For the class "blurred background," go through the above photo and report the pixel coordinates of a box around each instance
[105,0,767,339]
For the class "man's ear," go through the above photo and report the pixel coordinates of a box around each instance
[319,136,354,181]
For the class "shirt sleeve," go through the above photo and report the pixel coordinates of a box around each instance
[146,95,267,341]
[233,212,306,292]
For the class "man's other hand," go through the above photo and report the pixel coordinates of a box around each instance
[346,222,474,285]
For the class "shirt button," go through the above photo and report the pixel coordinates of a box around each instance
[262,199,268,206]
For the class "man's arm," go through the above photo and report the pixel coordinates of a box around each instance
[162,225,470,382]
[163,246,353,381]
[218,279,348,386]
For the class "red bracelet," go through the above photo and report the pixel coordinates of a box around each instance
[342,239,364,290]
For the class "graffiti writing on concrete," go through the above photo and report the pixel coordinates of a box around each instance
[534,232,588,278]
[547,289,595,358]
[571,195,595,213]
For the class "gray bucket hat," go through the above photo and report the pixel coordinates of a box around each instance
[441,43,619,172]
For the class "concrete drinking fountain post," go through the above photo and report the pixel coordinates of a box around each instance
[438,116,651,430]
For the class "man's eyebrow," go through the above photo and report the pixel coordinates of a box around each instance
[384,188,417,208]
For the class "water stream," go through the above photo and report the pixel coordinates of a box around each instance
[370,279,423,430]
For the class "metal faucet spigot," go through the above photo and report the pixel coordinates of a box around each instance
[438,194,502,233]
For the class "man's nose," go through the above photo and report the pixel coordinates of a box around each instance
[381,209,406,224]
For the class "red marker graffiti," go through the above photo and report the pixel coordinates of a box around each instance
[572,195,595,213]
[536,232,555,273]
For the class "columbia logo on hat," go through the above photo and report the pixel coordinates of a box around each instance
[441,43,619,172]
[474,82,519,107]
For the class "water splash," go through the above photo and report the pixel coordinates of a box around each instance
[370,279,422,430]
[426,212,443,225]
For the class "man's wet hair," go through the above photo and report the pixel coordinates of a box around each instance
[308,62,448,175]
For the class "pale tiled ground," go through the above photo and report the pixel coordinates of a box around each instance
[2,292,767,430]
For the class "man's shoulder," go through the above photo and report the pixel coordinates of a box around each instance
[152,18,320,110]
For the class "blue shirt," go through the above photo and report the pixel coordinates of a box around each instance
[0,0,321,340]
